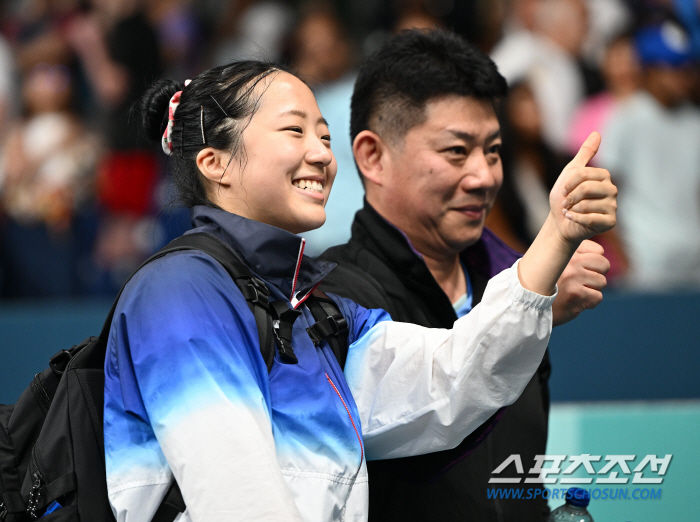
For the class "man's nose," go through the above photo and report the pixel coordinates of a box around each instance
[461,150,499,191]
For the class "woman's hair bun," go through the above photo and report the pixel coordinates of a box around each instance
[140,79,183,143]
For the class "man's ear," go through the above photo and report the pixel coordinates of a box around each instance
[196,147,231,187]
[353,130,390,187]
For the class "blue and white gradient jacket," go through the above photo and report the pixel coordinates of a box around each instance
[104,206,556,522]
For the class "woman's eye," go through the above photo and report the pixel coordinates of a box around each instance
[287,127,303,134]
[321,135,331,142]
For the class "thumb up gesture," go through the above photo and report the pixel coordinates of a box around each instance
[517,132,618,296]
[550,132,617,244]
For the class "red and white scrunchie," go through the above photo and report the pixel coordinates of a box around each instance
[161,79,191,155]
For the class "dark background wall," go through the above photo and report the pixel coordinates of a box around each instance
[547,290,700,402]
[2,290,700,404]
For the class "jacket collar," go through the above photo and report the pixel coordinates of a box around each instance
[189,205,335,307]
[351,200,521,281]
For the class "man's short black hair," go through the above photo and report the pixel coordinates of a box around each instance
[350,29,508,146]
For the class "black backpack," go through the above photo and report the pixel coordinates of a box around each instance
[0,232,349,522]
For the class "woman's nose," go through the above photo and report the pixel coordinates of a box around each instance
[306,136,333,167]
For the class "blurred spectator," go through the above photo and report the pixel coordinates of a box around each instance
[292,5,353,87]
[0,62,100,297]
[9,0,78,75]
[668,0,700,105]
[147,0,203,78]
[393,4,441,33]
[492,0,588,153]
[0,33,18,150]
[474,0,508,52]
[497,0,539,36]
[486,81,570,252]
[66,0,161,151]
[66,0,163,292]
[581,0,632,66]
[568,32,642,159]
[673,0,700,58]
[600,20,700,290]
[210,0,294,66]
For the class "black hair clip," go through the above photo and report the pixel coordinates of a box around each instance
[210,95,229,117]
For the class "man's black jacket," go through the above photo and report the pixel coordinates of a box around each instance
[319,201,551,522]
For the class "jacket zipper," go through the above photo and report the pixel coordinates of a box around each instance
[325,373,364,520]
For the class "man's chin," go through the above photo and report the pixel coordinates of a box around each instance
[444,225,485,253]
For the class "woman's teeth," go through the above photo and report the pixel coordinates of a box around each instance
[293,180,323,192]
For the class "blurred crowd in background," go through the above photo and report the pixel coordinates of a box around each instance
[0,0,699,299]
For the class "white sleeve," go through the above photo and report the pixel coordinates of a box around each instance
[344,260,555,460]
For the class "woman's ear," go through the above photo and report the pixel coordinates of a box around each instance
[352,130,389,187]
[196,147,231,187]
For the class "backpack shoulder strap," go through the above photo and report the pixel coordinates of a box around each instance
[95,232,276,373]
[305,290,349,370]
[171,233,276,372]
[151,479,186,522]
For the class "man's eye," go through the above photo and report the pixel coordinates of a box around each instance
[446,146,467,155]
[488,144,502,155]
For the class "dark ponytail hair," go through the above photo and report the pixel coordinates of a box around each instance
[140,60,290,207]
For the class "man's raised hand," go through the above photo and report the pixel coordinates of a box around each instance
[550,132,617,245]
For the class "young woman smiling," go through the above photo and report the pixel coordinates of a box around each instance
[103,61,616,522]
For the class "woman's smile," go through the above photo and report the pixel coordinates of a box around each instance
[292,177,326,199]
